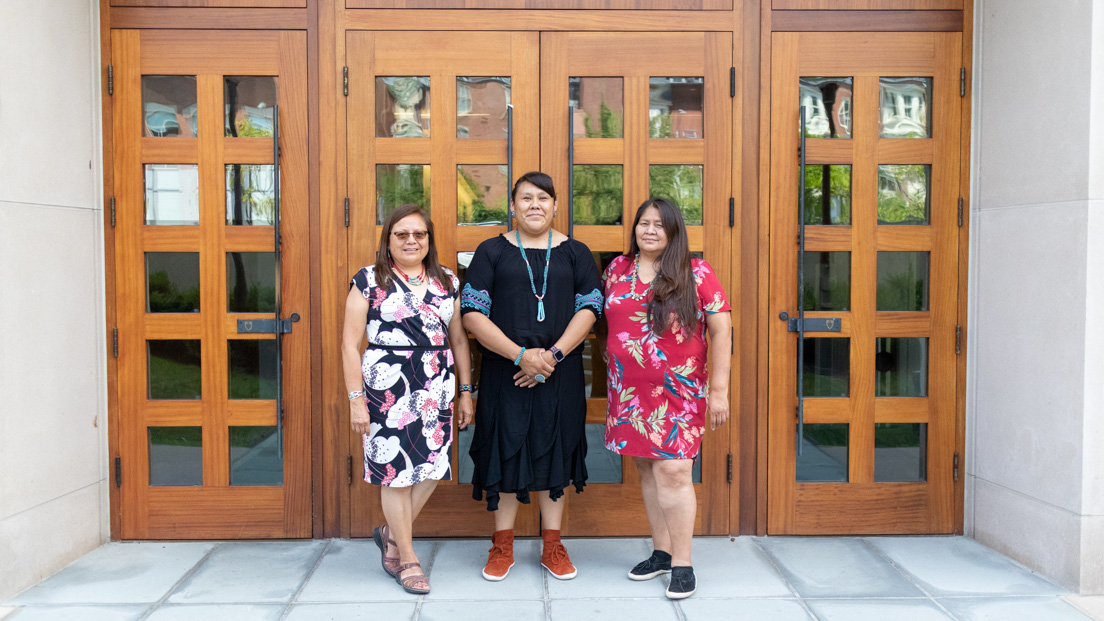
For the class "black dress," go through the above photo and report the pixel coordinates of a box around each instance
[460,235,603,510]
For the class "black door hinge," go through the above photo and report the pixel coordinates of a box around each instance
[112,328,118,357]
[347,455,353,485]
[729,197,735,227]
[958,197,964,227]
[955,326,962,355]
[730,67,736,98]
[344,197,350,227]
[107,65,114,96]
[114,456,121,487]
[953,452,960,482]
[726,453,733,483]
[110,197,116,227]
[960,67,966,97]
[343,66,349,97]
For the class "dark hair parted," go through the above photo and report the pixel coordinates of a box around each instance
[373,204,454,296]
[628,198,697,335]
[511,171,557,202]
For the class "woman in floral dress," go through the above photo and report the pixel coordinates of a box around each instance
[603,198,731,600]
[342,204,474,595]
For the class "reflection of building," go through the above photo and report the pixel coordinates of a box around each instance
[648,78,703,138]
[800,78,852,138]
[879,77,929,138]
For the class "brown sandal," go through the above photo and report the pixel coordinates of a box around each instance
[373,525,400,577]
[394,561,430,595]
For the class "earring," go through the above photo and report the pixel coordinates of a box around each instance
[509,211,514,218]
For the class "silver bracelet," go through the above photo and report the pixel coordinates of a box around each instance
[348,390,365,401]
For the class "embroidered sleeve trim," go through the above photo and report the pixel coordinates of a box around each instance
[575,288,604,317]
[460,283,492,317]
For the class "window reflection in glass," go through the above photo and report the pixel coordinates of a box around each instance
[377,164,430,225]
[876,252,930,311]
[569,77,624,139]
[226,252,276,313]
[146,252,200,313]
[875,423,927,482]
[457,164,508,225]
[797,423,848,482]
[145,164,200,226]
[572,165,622,225]
[229,426,283,486]
[802,252,850,312]
[376,77,430,138]
[228,340,277,400]
[147,340,202,400]
[649,165,703,225]
[226,164,276,226]
[456,77,510,139]
[800,77,853,139]
[802,338,849,397]
[224,76,277,138]
[149,426,202,486]
[142,76,197,138]
[804,165,851,225]
[878,165,930,225]
[875,337,929,397]
[649,77,703,139]
[880,77,931,139]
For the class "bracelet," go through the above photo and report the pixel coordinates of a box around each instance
[348,390,365,401]
[514,347,526,366]
[459,384,473,393]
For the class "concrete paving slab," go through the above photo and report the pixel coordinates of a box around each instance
[546,538,667,600]
[756,537,925,599]
[1065,595,1104,620]
[419,599,546,621]
[144,604,284,621]
[295,538,435,603]
[689,537,793,598]
[805,598,955,620]
[1,605,147,620]
[938,596,1093,620]
[867,537,1065,597]
[165,541,326,604]
[679,597,813,621]
[283,602,418,620]
[8,542,215,605]
[550,597,681,621]
[423,538,544,601]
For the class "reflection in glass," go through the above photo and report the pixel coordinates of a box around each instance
[569,77,624,138]
[800,77,853,139]
[377,164,430,225]
[875,423,927,482]
[649,77,703,139]
[797,423,848,482]
[229,426,283,486]
[227,252,276,313]
[458,425,474,484]
[142,76,197,138]
[880,77,931,139]
[692,453,702,484]
[149,426,202,486]
[803,252,850,311]
[224,76,277,138]
[650,165,703,225]
[876,337,929,397]
[586,424,622,483]
[228,340,277,399]
[145,164,199,226]
[147,340,201,400]
[581,335,608,400]
[877,252,930,311]
[572,165,622,225]
[146,252,200,313]
[226,164,276,226]
[457,164,508,225]
[376,77,430,138]
[878,165,930,225]
[456,77,510,139]
[591,252,622,284]
[804,165,852,225]
[802,338,849,397]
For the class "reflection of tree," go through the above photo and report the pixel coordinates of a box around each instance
[877,273,926,311]
[458,167,507,224]
[377,165,429,224]
[573,102,624,225]
[803,165,851,224]
[878,165,928,224]
[649,165,703,225]
[148,271,200,312]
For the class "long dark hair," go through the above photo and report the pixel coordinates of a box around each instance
[373,204,454,295]
[628,198,697,335]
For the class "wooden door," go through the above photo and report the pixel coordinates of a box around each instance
[345,31,542,537]
[767,32,962,534]
[541,32,733,536]
[112,30,310,538]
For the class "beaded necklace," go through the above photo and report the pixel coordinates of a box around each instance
[627,253,654,301]
[515,228,553,322]
[391,259,427,286]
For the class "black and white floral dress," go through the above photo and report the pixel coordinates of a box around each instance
[351,266,460,487]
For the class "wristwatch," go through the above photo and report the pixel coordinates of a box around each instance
[549,345,566,363]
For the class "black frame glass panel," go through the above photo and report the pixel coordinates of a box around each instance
[226,252,276,313]
[569,77,624,138]
[145,164,199,226]
[229,426,283,486]
[874,423,927,482]
[649,165,703,225]
[142,75,197,138]
[377,164,430,225]
[875,337,929,397]
[799,77,853,139]
[797,423,849,482]
[803,165,852,225]
[802,251,850,311]
[226,164,277,226]
[572,165,622,225]
[649,77,704,139]
[876,251,930,311]
[879,77,932,139]
[149,426,202,486]
[146,252,200,313]
[228,339,277,400]
[803,338,850,398]
[147,340,201,400]
[224,76,277,138]
[376,77,431,138]
[457,164,508,225]
[586,424,622,483]
[878,164,930,225]
[456,77,510,139]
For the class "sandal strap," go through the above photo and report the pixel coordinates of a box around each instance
[381,524,398,547]
[394,561,422,573]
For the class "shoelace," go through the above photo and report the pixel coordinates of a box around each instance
[545,542,570,564]
[670,570,694,590]
[488,543,512,559]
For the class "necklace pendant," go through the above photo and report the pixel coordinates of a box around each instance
[537,300,546,322]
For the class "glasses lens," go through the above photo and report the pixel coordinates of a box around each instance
[413,231,427,240]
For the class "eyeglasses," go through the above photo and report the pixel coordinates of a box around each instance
[391,230,428,241]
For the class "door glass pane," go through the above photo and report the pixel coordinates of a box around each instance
[147,340,201,400]
[377,77,430,138]
[569,77,623,138]
[142,76,197,138]
[875,423,927,482]
[572,165,622,225]
[226,252,276,313]
[876,252,930,311]
[804,165,852,225]
[692,454,701,484]
[803,338,849,397]
[875,337,929,397]
[586,424,622,483]
[649,77,703,139]
[879,77,931,139]
[649,165,703,225]
[799,77,853,139]
[802,251,850,311]
[226,164,276,226]
[581,335,608,400]
[145,164,199,226]
[149,426,202,486]
[229,426,283,486]
[457,164,508,225]
[592,251,622,282]
[224,76,277,138]
[458,425,475,484]
[797,423,848,482]
[377,164,430,225]
[146,252,200,313]
[228,340,277,400]
[456,77,510,139]
[878,165,930,225]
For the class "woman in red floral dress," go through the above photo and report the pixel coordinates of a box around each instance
[603,198,731,600]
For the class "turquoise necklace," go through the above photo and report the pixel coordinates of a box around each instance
[515,228,553,322]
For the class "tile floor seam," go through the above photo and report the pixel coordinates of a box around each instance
[277,538,333,621]
[134,542,222,621]
[861,537,940,598]
[542,546,551,621]
[747,538,821,621]
[410,539,439,621]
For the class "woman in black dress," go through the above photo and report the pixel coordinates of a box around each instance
[460,171,602,582]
